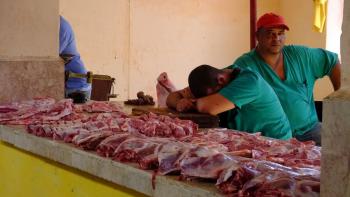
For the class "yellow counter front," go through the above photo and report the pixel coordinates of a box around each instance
[0,141,145,197]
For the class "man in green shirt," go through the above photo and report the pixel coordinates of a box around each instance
[232,13,341,145]
[167,64,292,140]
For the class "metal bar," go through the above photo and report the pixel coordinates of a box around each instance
[250,0,257,49]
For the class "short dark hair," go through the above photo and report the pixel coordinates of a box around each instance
[188,64,222,98]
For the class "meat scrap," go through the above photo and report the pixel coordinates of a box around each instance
[81,100,125,113]
[0,98,57,124]
[251,138,321,169]
[156,72,176,107]
[185,129,321,170]
[117,113,197,138]
[96,133,133,158]
[27,123,55,138]
[113,137,172,170]
[136,113,198,137]
[180,146,236,179]
[27,120,84,140]
[73,130,114,150]
[241,171,320,197]
[157,141,194,175]
[216,156,320,195]
[124,91,155,105]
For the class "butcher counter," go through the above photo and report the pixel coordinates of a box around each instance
[0,100,322,197]
[0,99,221,197]
[0,100,223,197]
[0,124,223,197]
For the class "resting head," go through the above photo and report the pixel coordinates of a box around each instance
[188,64,232,98]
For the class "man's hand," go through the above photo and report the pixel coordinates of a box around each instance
[166,87,195,111]
[176,98,196,112]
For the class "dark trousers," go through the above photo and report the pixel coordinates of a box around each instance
[295,123,322,146]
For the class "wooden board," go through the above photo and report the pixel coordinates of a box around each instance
[131,106,219,128]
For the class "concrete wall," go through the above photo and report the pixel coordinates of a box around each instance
[322,1,349,195]
[129,0,250,98]
[59,0,130,99]
[59,0,337,101]
[59,0,251,100]
[0,0,58,58]
[340,0,349,87]
[0,0,64,103]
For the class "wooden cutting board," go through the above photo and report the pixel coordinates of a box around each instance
[131,106,219,128]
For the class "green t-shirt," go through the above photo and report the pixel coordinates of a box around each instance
[219,69,292,140]
[232,45,338,136]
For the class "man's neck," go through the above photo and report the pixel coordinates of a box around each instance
[256,45,285,80]
[227,68,240,81]
[256,46,282,68]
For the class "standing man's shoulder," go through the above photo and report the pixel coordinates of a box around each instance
[233,50,258,69]
[230,68,262,88]
[235,50,255,62]
[284,44,336,56]
[283,45,309,53]
[239,68,259,78]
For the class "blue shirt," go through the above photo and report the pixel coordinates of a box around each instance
[59,16,90,90]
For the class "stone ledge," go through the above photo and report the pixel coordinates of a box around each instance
[321,151,350,197]
[322,88,350,197]
[322,89,350,155]
[0,59,64,103]
[0,125,222,197]
[324,87,350,101]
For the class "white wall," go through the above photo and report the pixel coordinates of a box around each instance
[60,0,337,101]
[0,0,59,58]
[326,0,343,59]
[0,0,63,103]
[130,0,250,97]
[340,0,350,86]
[59,0,130,99]
[59,0,252,100]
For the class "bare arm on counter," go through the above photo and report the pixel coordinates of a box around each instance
[196,93,235,115]
[166,87,196,112]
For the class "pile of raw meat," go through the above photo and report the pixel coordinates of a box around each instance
[0,98,321,196]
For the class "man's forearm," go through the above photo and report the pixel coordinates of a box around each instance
[166,91,184,110]
[330,62,341,91]
[196,93,235,115]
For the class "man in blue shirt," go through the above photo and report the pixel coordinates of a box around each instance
[59,16,91,101]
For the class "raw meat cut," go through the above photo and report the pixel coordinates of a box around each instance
[156,72,176,107]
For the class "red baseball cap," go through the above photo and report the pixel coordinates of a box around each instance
[257,13,290,31]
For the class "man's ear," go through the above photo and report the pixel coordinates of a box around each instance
[255,30,262,40]
[217,74,226,85]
